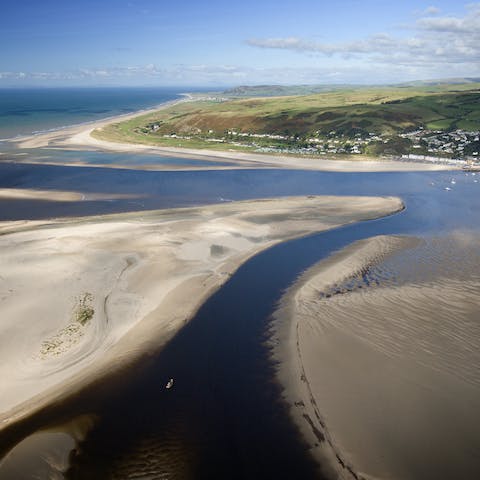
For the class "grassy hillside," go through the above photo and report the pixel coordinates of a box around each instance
[223,84,363,97]
[93,83,480,157]
[222,79,480,97]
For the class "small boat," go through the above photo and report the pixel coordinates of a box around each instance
[445,187,451,191]
[166,378,174,389]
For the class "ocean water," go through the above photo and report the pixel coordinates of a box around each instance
[0,87,192,140]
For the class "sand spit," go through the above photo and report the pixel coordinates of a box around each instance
[273,234,480,480]
[8,107,453,172]
[0,188,84,202]
[0,188,145,202]
[0,195,402,433]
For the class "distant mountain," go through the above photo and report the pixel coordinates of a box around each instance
[397,78,480,87]
[223,84,357,97]
[224,79,480,97]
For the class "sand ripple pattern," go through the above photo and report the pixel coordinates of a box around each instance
[307,233,480,388]
[277,232,480,480]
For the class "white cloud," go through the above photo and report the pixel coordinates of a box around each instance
[247,3,480,70]
[247,34,398,56]
[1,61,477,86]
[0,64,253,85]
[424,6,440,15]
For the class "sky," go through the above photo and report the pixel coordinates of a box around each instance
[1,0,479,87]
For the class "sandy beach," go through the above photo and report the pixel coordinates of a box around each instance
[0,188,144,202]
[0,195,403,436]
[273,233,480,480]
[6,100,454,173]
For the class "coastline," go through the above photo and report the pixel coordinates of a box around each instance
[0,195,403,440]
[5,98,455,173]
[272,235,414,479]
[1,94,192,144]
[272,233,480,479]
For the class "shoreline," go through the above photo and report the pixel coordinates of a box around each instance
[0,93,192,144]
[5,98,456,173]
[271,235,417,479]
[0,195,403,443]
[272,233,480,479]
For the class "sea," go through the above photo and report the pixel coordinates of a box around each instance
[0,87,195,140]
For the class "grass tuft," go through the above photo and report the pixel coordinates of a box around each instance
[75,293,94,325]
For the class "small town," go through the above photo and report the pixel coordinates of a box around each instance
[154,126,480,164]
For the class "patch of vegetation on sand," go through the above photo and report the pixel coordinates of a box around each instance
[40,293,95,357]
[75,292,94,326]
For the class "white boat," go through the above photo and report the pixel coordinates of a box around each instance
[166,378,174,389]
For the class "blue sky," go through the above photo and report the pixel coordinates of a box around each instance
[1,0,479,86]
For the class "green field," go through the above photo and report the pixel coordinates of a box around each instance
[221,78,480,97]
[93,83,480,157]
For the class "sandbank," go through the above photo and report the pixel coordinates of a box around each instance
[273,234,480,479]
[0,195,403,436]
[0,188,144,202]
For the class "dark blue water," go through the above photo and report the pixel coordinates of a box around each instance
[0,164,478,479]
[0,87,196,140]
[61,173,479,479]
[0,162,476,234]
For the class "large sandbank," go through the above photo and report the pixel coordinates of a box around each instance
[0,195,402,434]
[8,102,453,173]
[273,233,480,480]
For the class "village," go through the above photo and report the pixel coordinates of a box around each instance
[399,128,479,159]
[151,124,480,164]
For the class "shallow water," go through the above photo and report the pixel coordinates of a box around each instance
[0,163,479,479]
[2,148,236,169]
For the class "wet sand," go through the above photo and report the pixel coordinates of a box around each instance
[0,415,95,479]
[0,188,144,202]
[0,195,402,435]
[273,233,480,479]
